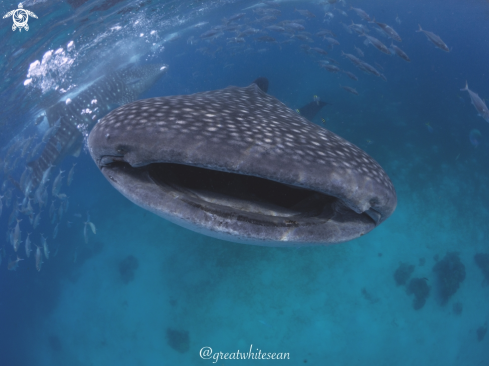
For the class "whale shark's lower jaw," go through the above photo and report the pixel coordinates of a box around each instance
[99,160,377,246]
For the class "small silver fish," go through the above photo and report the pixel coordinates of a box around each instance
[461,81,489,123]
[41,165,53,186]
[33,210,42,229]
[340,85,359,95]
[295,9,315,18]
[342,71,359,81]
[52,169,65,196]
[41,234,49,260]
[13,219,22,252]
[321,64,341,73]
[354,46,364,57]
[370,18,402,42]
[53,223,59,239]
[324,37,340,46]
[311,47,328,56]
[8,256,24,271]
[35,245,42,272]
[83,222,88,244]
[361,34,391,55]
[25,233,32,258]
[349,21,369,35]
[350,6,370,21]
[88,222,96,235]
[416,24,449,52]
[390,44,411,62]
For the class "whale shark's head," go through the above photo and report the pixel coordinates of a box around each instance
[88,81,397,246]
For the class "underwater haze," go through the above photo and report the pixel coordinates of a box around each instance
[1,0,489,365]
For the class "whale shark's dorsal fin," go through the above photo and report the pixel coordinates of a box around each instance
[252,77,269,93]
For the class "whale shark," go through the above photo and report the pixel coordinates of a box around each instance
[88,79,397,246]
[25,63,168,193]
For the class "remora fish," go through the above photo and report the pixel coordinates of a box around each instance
[26,64,169,190]
[88,79,397,246]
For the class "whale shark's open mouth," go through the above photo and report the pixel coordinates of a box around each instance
[88,81,397,246]
[97,158,379,245]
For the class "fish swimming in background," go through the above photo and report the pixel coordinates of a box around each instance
[24,63,169,195]
[53,223,59,239]
[342,71,359,81]
[324,12,334,20]
[350,6,370,21]
[41,234,49,260]
[425,123,434,133]
[369,18,402,42]
[25,233,32,258]
[33,210,41,228]
[360,34,391,55]
[8,256,24,271]
[390,44,411,62]
[341,85,359,95]
[67,163,76,186]
[223,12,246,24]
[416,25,449,52]
[88,78,397,246]
[294,9,315,18]
[460,81,489,123]
[13,219,22,252]
[51,169,64,196]
[349,21,369,35]
[321,64,341,73]
[34,244,42,272]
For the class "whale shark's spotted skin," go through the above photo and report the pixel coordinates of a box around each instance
[26,64,167,191]
[89,82,397,246]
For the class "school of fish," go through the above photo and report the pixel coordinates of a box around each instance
[0,0,486,269]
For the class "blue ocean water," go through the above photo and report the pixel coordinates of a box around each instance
[0,0,489,365]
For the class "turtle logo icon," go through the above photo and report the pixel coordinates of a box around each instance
[3,3,38,32]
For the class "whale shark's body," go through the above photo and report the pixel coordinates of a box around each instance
[88,79,396,246]
[25,64,168,192]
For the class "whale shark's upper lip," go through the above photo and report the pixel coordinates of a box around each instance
[99,155,124,167]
